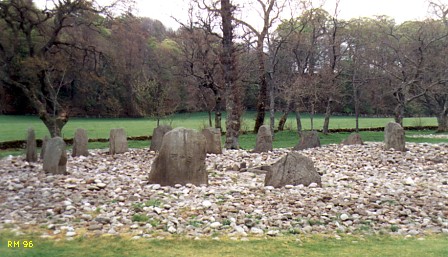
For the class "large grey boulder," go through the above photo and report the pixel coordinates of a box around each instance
[109,128,128,154]
[384,122,406,151]
[150,125,172,152]
[148,128,208,186]
[40,135,49,160]
[25,128,37,162]
[202,127,222,154]
[43,137,67,174]
[264,152,321,188]
[253,125,273,153]
[72,128,89,157]
[293,131,321,150]
[341,133,364,145]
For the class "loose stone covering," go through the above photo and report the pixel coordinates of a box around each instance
[253,125,273,153]
[43,137,67,174]
[341,133,364,145]
[109,128,128,155]
[72,128,89,157]
[25,128,37,162]
[384,122,406,151]
[265,152,321,188]
[150,125,172,152]
[293,131,321,150]
[202,127,222,154]
[40,135,49,160]
[148,127,208,186]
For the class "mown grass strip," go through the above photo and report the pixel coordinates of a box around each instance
[0,232,447,257]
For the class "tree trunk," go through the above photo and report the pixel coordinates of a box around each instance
[437,109,448,132]
[394,104,404,126]
[214,92,222,130]
[221,0,240,149]
[253,44,267,133]
[322,98,333,135]
[310,104,315,131]
[40,112,68,138]
[269,76,275,138]
[278,110,289,131]
[208,110,212,127]
[354,85,360,133]
[295,107,302,136]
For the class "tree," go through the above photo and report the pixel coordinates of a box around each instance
[176,5,224,129]
[0,0,128,137]
[234,0,285,133]
[221,0,241,149]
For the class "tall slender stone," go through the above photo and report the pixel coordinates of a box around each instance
[109,128,128,154]
[253,125,273,153]
[40,135,49,160]
[25,128,37,162]
[72,128,89,157]
[43,137,67,174]
[202,127,222,154]
[293,131,321,150]
[384,122,406,151]
[150,125,172,152]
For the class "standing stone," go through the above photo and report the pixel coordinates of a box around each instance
[40,135,49,160]
[25,128,37,162]
[72,128,89,157]
[150,125,172,152]
[202,127,222,154]
[43,137,67,174]
[341,133,364,145]
[293,131,321,150]
[109,128,128,155]
[264,152,321,188]
[253,125,273,153]
[148,128,208,186]
[384,122,406,151]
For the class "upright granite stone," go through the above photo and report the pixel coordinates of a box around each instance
[293,131,321,150]
[109,128,128,154]
[384,122,405,151]
[253,125,273,153]
[25,128,37,162]
[150,125,172,152]
[341,133,364,145]
[43,137,67,174]
[148,128,208,186]
[72,128,89,157]
[40,135,49,160]
[264,152,321,188]
[202,127,222,154]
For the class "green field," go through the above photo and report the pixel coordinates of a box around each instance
[1,113,447,158]
[0,231,447,257]
[0,112,439,142]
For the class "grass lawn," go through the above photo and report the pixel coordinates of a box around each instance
[0,232,447,257]
[0,112,439,142]
[1,113,447,158]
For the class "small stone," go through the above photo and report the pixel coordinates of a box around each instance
[340,214,349,221]
[66,231,76,237]
[267,230,279,236]
[404,177,415,186]
[168,226,177,234]
[210,222,222,229]
[250,227,264,234]
[97,183,107,189]
[202,200,212,208]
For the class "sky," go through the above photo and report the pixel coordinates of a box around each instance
[33,0,434,30]
[134,0,433,30]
